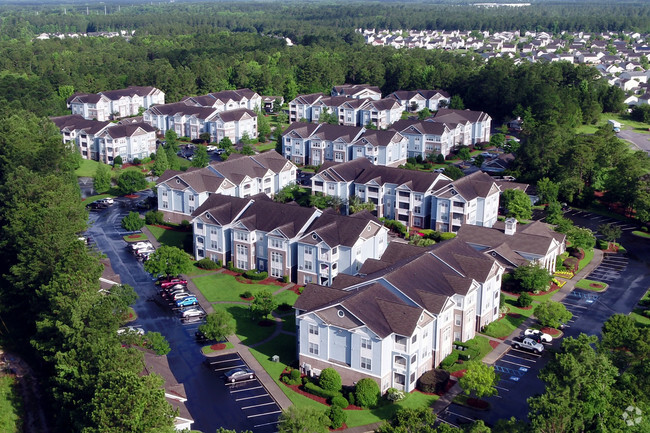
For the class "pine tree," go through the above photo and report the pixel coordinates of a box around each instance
[152,146,170,176]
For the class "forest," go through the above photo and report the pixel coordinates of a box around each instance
[0,2,649,432]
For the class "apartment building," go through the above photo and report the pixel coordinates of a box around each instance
[67,86,165,121]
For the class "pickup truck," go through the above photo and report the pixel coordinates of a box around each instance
[511,336,544,354]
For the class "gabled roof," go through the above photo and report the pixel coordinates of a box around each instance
[391,119,449,135]
[291,93,326,105]
[99,122,156,138]
[361,98,402,111]
[282,122,320,139]
[435,171,499,200]
[158,167,228,193]
[50,114,111,135]
[310,124,365,142]
[215,108,255,122]
[332,84,382,98]
[191,194,252,225]
[353,129,403,148]
[147,100,218,119]
[100,86,160,100]
[209,88,259,102]
[300,210,382,247]
[236,199,319,238]
[67,93,104,104]
[433,108,491,123]
[316,158,372,182]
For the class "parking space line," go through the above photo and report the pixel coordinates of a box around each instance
[230,385,263,393]
[242,401,277,410]
[207,357,241,364]
[562,302,588,309]
[509,348,541,357]
[254,420,280,428]
[247,410,282,418]
[236,394,269,402]
[494,385,510,392]
[437,418,459,428]
[505,351,539,361]
[445,410,476,423]
[499,358,534,368]
[213,365,246,371]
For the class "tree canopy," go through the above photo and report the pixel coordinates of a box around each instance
[143,245,193,276]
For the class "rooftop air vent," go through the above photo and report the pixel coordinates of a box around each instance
[337,310,345,318]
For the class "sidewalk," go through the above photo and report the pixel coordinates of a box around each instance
[432,249,605,415]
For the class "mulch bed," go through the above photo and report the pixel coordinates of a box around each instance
[489,340,501,349]
[289,285,303,295]
[435,379,457,395]
[210,343,227,350]
[258,319,275,327]
[541,327,561,336]
[530,285,559,296]
[467,398,489,410]
[451,369,467,378]
[259,277,286,286]
[127,234,142,239]
[150,224,186,232]
[240,296,254,301]
[285,384,328,405]
[507,313,521,318]
[331,423,348,431]
[235,276,255,284]
[124,194,140,199]
[590,283,605,289]
[221,269,241,277]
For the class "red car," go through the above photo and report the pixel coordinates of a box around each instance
[160,278,188,289]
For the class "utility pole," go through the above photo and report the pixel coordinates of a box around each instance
[86,6,89,15]
[105,5,107,15]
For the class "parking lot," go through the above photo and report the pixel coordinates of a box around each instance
[585,252,628,283]
[562,209,637,232]
[205,354,281,432]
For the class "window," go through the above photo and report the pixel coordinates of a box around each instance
[411,334,417,343]
[161,201,168,209]
[162,190,168,197]
[270,238,284,249]
[271,251,282,263]
[411,354,417,364]
[414,206,421,214]
[361,338,372,350]
[189,195,194,202]
[210,227,218,235]
[304,260,313,271]
[244,184,251,190]
[455,315,461,326]
[360,357,372,370]
[235,232,249,242]
[309,324,319,335]
[410,372,416,383]
[309,343,319,355]
[332,247,338,255]
[189,205,195,213]
[210,240,218,249]
[414,194,422,201]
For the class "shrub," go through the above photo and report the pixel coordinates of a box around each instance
[346,391,355,406]
[113,155,123,166]
[319,368,342,392]
[283,275,290,283]
[241,290,253,299]
[302,376,309,385]
[518,292,533,308]
[227,261,234,271]
[642,226,648,233]
[180,220,191,230]
[197,258,220,270]
[243,270,268,280]
[330,395,349,409]
[290,369,301,381]
[354,378,379,408]
[121,211,145,231]
[563,257,579,272]
[387,387,405,401]
[439,232,457,241]
[327,405,346,429]
[281,375,290,384]
[132,157,141,165]
[303,382,339,400]
[440,351,459,369]
[145,210,164,225]
[299,286,304,294]
[417,369,450,393]
[568,247,584,259]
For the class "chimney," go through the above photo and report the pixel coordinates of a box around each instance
[504,217,517,236]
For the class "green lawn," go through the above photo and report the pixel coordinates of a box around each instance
[632,230,650,239]
[576,113,650,135]
[528,288,560,303]
[631,310,650,326]
[0,375,22,433]
[192,272,281,302]
[82,193,112,203]
[146,225,192,252]
[281,314,296,333]
[221,303,276,345]
[575,278,608,292]
[444,335,495,373]
[201,341,235,354]
[75,159,101,177]
[184,263,219,278]
[255,141,277,152]
[274,290,299,307]
[577,248,595,272]
[249,334,438,428]
[482,295,536,339]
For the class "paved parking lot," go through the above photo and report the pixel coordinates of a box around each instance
[206,354,282,432]
[562,209,637,232]
[586,253,629,283]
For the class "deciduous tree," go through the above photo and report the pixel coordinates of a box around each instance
[143,245,193,276]
[191,145,210,168]
[121,211,145,231]
[93,162,112,193]
[512,263,552,293]
[459,361,498,398]
[278,406,329,433]
[250,290,277,320]
[199,308,236,342]
[116,170,147,195]
[501,189,532,220]
[533,301,572,329]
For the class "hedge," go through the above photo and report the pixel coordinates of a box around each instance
[354,378,379,408]
[197,258,220,270]
[243,270,268,280]
[330,395,349,409]
[440,351,459,369]
[327,406,346,429]
[417,369,450,394]
[319,368,342,392]
[303,382,341,400]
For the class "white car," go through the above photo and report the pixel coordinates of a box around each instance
[117,326,145,335]
[129,241,152,251]
[181,308,205,318]
[524,328,552,343]
[206,145,217,152]
[98,198,114,205]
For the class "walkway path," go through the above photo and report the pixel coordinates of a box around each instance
[432,249,604,415]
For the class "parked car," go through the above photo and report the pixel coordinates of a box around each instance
[158,275,182,283]
[433,168,445,173]
[133,245,155,256]
[98,198,114,205]
[117,326,145,335]
[160,278,188,289]
[129,241,153,252]
[206,145,217,152]
[214,148,225,155]
[524,329,552,343]
[224,368,255,383]
[169,291,194,301]
[88,201,108,210]
[180,308,206,318]
[161,283,187,293]
[512,336,544,354]
[176,296,199,307]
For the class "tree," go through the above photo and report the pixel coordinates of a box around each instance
[240,132,253,145]
[121,211,145,231]
[258,111,272,138]
[598,222,621,245]
[240,144,255,155]
[319,108,338,125]
[377,407,439,433]
[418,107,432,120]
[457,147,471,161]
[489,133,505,150]
[113,155,123,166]
[93,162,112,194]
[250,290,277,320]
[143,245,193,276]
[354,378,380,408]
[473,154,485,167]
[436,153,445,164]
[220,136,233,152]
[116,170,147,195]
[152,145,170,177]
[600,314,639,353]
[512,263,552,293]
[536,177,559,204]
[278,406,329,433]
[459,361,498,398]
[199,308,235,342]
[501,189,532,220]
[566,226,596,250]
[348,195,375,214]
[545,200,563,224]
[443,165,464,180]
[164,129,178,150]
[533,300,573,328]
[144,331,171,355]
[199,132,211,143]
[319,368,342,392]
[449,95,464,110]
[191,145,210,168]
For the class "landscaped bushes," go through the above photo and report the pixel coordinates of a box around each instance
[386,387,405,401]
[243,270,268,280]
[440,351,459,369]
[319,368,342,392]
[518,292,533,308]
[379,218,408,236]
[417,369,450,394]
[354,378,380,408]
[197,258,220,270]
[330,395,349,409]
[327,405,346,429]
[563,257,579,272]
[145,210,164,225]
[303,382,341,400]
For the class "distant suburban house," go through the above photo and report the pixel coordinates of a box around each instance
[50,114,155,163]
[261,95,283,112]
[386,89,451,112]
[350,129,408,167]
[294,238,505,392]
[67,86,165,121]
[155,151,296,224]
[457,218,566,273]
[190,195,387,283]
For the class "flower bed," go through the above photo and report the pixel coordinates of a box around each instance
[551,278,567,288]
[553,270,574,279]
[150,224,185,232]
[489,340,500,349]
[450,369,466,378]
[124,194,140,199]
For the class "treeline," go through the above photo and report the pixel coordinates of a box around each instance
[0,112,176,432]
[3,1,650,39]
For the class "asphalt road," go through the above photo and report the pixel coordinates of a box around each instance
[85,193,275,433]
[618,129,650,155]
[439,209,650,428]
